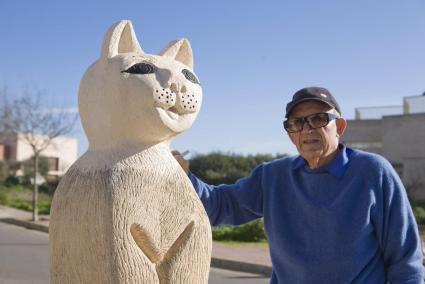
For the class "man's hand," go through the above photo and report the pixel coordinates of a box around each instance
[172,150,190,175]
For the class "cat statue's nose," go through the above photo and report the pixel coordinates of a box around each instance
[154,83,200,115]
[154,87,177,109]
[169,83,180,94]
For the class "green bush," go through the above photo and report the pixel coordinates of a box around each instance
[0,161,9,182]
[4,176,25,186]
[39,180,60,197]
[190,152,287,185]
[413,206,425,225]
[212,219,266,242]
[0,183,51,214]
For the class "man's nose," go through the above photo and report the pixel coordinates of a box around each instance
[300,121,313,133]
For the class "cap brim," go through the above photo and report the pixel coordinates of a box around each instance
[285,98,335,118]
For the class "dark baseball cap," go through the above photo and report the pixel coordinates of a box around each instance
[285,87,341,118]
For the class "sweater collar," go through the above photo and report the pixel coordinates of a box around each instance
[291,144,349,178]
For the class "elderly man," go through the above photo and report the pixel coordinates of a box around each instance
[173,87,424,283]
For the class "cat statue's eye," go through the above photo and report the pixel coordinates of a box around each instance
[122,63,156,74]
[182,69,200,85]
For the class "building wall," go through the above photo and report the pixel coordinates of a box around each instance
[341,119,383,154]
[381,114,425,200]
[381,113,425,163]
[343,113,425,200]
[0,133,18,160]
[16,134,78,176]
[403,158,425,200]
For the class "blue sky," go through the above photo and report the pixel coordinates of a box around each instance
[1,0,424,157]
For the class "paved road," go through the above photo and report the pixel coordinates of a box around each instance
[0,222,49,284]
[0,222,269,284]
[208,268,269,284]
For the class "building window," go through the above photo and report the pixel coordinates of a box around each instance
[0,144,11,161]
[0,144,5,161]
[47,157,59,172]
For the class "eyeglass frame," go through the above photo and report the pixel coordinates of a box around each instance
[283,112,339,133]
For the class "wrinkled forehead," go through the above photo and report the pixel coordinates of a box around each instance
[288,100,334,118]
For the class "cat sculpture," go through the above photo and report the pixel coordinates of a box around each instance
[49,20,212,284]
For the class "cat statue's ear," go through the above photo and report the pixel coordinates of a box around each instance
[101,20,143,59]
[160,39,194,70]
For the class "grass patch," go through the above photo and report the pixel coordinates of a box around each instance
[215,240,269,249]
[0,184,51,214]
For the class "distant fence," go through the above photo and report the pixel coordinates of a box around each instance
[355,94,425,120]
[355,105,403,119]
[404,95,425,114]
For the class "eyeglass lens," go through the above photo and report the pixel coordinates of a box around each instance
[284,113,331,133]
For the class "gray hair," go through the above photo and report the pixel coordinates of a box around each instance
[330,108,341,118]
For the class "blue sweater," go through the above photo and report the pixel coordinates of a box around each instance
[189,145,424,283]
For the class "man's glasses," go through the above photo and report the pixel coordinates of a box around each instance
[283,113,339,133]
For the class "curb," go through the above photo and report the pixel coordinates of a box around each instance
[0,218,49,233]
[211,257,271,277]
[0,218,272,277]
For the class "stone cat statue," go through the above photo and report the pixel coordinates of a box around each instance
[49,20,212,284]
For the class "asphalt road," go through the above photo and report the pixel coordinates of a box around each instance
[0,222,269,284]
[208,268,269,284]
[0,222,49,284]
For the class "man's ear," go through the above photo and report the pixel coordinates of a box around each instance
[336,117,347,137]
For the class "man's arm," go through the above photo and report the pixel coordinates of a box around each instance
[172,150,264,226]
[373,161,424,283]
[188,168,264,226]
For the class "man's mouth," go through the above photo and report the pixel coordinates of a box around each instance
[302,138,320,144]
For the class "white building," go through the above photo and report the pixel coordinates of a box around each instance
[342,94,425,200]
[0,132,78,178]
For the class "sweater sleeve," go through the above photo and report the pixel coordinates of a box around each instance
[373,161,424,283]
[188,164,264,226]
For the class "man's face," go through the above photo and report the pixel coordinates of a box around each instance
[287,100,346,168]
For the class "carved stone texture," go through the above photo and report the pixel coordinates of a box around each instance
[49,20,211,284]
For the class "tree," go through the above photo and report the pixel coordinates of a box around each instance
[22,156,50,179]
[0,88,77,221]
